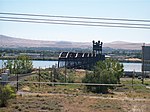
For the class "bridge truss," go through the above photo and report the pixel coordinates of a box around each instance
[58,40,105,69]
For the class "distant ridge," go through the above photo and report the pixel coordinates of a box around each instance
[103,41,148,50]
[0,35,90,48]
[0,35,149,50]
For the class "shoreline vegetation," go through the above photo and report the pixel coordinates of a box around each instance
[0,57,142,63]
[0,57,58,61]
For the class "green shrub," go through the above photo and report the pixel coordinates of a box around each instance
[68,73,75,83]
[0,85,16,107]
[82,59,124,93]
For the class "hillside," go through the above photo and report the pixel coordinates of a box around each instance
[0,35,149,50]
[103,41,148,50]
[0,35,90,48]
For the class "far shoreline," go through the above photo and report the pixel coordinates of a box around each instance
[0,57,142,63]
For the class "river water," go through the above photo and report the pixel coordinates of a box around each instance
[0,60,142,72]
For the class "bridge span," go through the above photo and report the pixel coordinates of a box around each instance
[58,40,105,69]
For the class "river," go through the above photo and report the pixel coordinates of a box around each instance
[0,60,142,72]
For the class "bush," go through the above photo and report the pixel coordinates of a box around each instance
[68,74,75,83]
[82,59,124,93]
[0,85,16,107]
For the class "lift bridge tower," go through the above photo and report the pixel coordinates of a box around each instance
[92,40,103,57]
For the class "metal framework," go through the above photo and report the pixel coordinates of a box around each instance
[142,45,150,83]
[58,40,105,69]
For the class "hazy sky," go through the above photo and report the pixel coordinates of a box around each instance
[0,0,150,43]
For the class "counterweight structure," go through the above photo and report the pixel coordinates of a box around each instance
[58,40,105,69]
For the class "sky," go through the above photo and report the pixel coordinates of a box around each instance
[0,0,150,43]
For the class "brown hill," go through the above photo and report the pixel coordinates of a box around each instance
[0,35,149,50]
[103,41,149,50]
[0,35,90,48]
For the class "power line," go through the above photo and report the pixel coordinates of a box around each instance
[1,18,150,29]
[1,12,150,29]
[0,12,150,22]
[0,16,150,27]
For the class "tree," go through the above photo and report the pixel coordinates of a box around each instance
[16,55,33,74]
[6,55,33,74]
[0,85,16,107]
[82,59,124,93]
[7,60,13,74]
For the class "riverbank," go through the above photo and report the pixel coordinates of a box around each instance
[0,57,58,61]
[119,60,141,63]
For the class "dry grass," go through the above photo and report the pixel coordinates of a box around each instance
[0,94,150,112]
[1,71,150,112]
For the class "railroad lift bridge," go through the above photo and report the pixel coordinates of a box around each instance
[58,40,105,69]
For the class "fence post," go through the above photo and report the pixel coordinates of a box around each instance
[17,73,19,91]
[39,67,41,88]
[132,70,135,89]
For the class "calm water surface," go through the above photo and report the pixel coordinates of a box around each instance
[121,62,141,72]
[0,60,57,69]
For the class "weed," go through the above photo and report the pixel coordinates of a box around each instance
[15,105,19,109]
[18,108,22,111]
